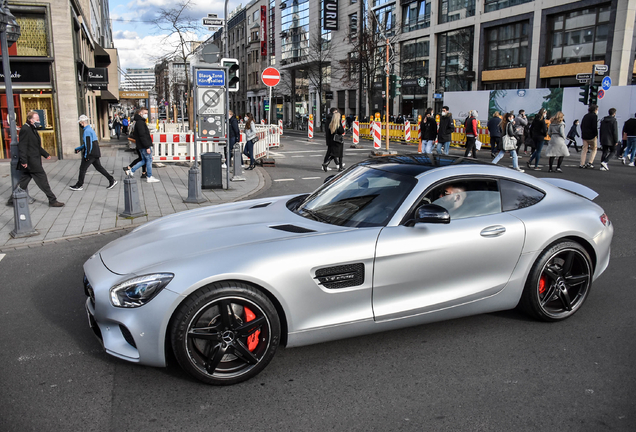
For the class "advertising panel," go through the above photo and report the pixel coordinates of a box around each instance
[261,5,267,57]
[323,0,338,31]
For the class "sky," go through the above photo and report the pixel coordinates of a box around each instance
[109,0,243,71]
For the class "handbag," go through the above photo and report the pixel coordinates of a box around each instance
[503,134,517,151]
[333,133,344,144]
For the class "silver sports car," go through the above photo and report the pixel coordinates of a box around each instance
[83,155,613,385]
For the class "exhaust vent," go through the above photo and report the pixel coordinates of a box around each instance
[250,202,272,209]
[315,263,365,289]
[270,224,316,233]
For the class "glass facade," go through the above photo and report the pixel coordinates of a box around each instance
[485,21,529,70]
[547,4,610,65]
[402,1,430,33]
[280,0,309,63]
[439,0,475,24]
[270,0,276,64]
[374,4,396,36]
[484,0,532,14]
[349,13,358,42]
[436,26,474,91]
[401,37,430,115]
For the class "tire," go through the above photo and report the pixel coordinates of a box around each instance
[170,282,280,385]
[519,240,593,322]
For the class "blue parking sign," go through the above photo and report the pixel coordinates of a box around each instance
[601,76,611,91]
[197,70,225,87]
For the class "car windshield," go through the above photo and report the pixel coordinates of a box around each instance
[294,166,417,227]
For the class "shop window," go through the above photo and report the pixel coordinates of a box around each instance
[485,21,529,70]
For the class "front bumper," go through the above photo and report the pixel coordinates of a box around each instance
[83,253,181,367]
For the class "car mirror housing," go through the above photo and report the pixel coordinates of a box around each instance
[415,204,451,224]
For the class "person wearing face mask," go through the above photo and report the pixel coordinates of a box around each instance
[124,108,159,182]
[464,110,479,158]
[13,110,64,207]
[69,115,117,190]
[436,106,454,155]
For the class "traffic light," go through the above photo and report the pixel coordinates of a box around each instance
[222,58,240,92]
[589,85,599,106]
[578,84,589,105]
[389,75,402,98]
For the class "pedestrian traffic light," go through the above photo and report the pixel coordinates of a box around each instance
[222,58,240,92]
[578,84,589,105]
[589,85,599,106]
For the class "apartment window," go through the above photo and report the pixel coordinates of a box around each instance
[348,52,359,80]
[349,13,358,42]
[374,4,396,36]
[439,0,475,24]
[484,0,532,13]
[547,4,610,65]
[351,0,357,3]
[436,26,474,91]
[402,1,430,33]
[485,21,529,70]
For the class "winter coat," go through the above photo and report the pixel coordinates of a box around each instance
[132,113,153,149]
[437,115,455,142]
[513,115,528,137]
[325,113,333,146]
[75,124,101,159]
[487,117,502,138]
[567,124,579,140]
[245,121,257,142]
[599,115,619,147]
[464,116,478,137]
[545,121,570,157]
[530,116,547,142]
[421,116,437,141]
[580,112,598,140]
[17,122,49,173]
[229,116,240,144]
[622,118,636,137]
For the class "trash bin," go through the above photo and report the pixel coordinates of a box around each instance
[201,152,223,189]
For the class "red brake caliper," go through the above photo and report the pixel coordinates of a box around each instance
[244,307,261,352]
[539,276,547,294]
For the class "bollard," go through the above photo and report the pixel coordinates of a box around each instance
[10,187,38,238]
[119,177,147,218]
[231,143,246,182]
[183,164,207,203]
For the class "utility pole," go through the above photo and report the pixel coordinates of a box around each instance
[357,0,364,120]
[385,38,389,151]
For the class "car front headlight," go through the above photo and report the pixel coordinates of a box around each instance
[110,273,174,308]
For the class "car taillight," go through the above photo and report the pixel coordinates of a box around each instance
[600,213,610,226]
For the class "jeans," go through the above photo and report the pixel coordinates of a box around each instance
[528,138,545,167]
[423,140,435,154]
[131,149,153,177]
[493,149,520,170]
[244,139,256,165]
[623,137,636,161]
[114,124,121,139]
[601,145,615,164]
[436,141,450,155]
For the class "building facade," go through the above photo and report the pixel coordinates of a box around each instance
[0,0,119,160]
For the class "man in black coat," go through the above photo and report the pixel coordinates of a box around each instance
[227,110,240,165]
[436,106,455,155]
[599,108,619,171]
[580,104,598,168]
[487,112,503,158]
[15,110,64,207]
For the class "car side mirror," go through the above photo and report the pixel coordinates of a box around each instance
[415,204,451,224]
[324,175,336,184]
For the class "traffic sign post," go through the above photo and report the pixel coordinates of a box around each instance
[261,67,280,158]
[598,88,605,100]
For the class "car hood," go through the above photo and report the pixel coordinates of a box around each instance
[99,195,344,275]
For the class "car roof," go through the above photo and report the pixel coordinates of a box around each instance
[358,154,492,177]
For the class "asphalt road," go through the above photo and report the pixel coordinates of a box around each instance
[1,136,635,432]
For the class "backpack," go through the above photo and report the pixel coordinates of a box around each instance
[122,118,129,127]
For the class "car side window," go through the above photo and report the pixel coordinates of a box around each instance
[424,179,501,220]
[499,179,545,212]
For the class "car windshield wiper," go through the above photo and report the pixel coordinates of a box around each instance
[300,208,331,224]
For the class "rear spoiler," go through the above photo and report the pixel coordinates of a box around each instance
[541,178,598,201]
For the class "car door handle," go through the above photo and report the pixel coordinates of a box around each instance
[480,225,506,237]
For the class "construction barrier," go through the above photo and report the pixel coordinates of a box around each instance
[308,119,314,139]
[278,119,283,136]
[260,119,265,125]
[353,121,359,144]
[404,121,411,142]
[373,122,381,149]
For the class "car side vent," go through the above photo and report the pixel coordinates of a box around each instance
[250,202,272,209]
[315,263,365,289]
[270,224,316,233]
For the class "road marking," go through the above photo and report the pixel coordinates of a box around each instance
[273,178,295,182]
[277,150,326,154]
[0,254,5,263]
[291,155,305,158]
[302,177,322,180]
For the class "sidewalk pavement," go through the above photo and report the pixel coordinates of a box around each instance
[0,136,266,251]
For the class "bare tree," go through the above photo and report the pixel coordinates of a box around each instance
[305,31,333,127]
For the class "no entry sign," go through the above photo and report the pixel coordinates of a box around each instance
[262,67,280,87]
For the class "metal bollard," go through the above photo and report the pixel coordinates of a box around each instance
[231,143,245,182]
[119,177,147,218]
[10,186,38,238]
[183,163,206,203]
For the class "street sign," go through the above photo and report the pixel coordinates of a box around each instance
[202,18,224,26]
[207,13,218,18]
[325,91,333,99]
[402,79,418,87]
[598,89,605,100]
[196,69,225,86]
[576,73,592,81]
[197,88,225,115]
[433,93,443,99]
[602,76,611,91]
[261,67,280,87]
[594,64,608,73]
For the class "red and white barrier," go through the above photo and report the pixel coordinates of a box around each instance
[308,119,314,139]
[260,119,265,125]
[278,119,283,135]
[373,122,381,149]
[353,121,359,144]
[404,121,411,142]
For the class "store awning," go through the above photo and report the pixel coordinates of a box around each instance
[100,89,118,100]
[94,44,111,67]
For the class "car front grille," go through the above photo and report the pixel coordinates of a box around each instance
[119,324,137,348]
[83,274,95,307]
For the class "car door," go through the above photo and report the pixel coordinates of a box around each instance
[372,179,525,322]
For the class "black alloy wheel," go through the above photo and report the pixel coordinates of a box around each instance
[520,240,593,321]
[171,283,280,385]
